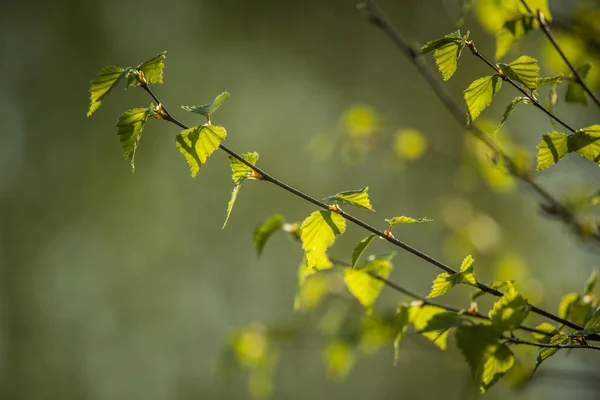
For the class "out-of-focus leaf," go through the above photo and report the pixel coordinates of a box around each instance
[345,254,393,313]
[496,16,536,60]
[254,214,285,256]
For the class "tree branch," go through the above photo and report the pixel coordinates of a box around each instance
[504,335,600,351]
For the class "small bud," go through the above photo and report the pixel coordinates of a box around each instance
[328,204,342,213]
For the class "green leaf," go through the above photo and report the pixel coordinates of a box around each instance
[464,76,503,123]
[556,292,594,327]
[416,311,462,333]
[489,282,530,332]
[537,74,563,87]
[455,324,514,393]
[294,256,332,311]
[182,92,230,121]
[495,97,525,135]
[585,269,598,296]
[87,66,128,117]
[254,214,285,256]
[471,280,512,301]
[322,187,374,211]
[351,234,376,268]
[574,308,600,336]
[501,55,540,90]
[409,305,453,350]
[558,292,580,319]
[568,125,600,165]
[301,210,346,269]
[536,132,569,171]
[421,31,461,54]
[223,152,260,228]
[519,0,552,21]
[386,216,433,225]
[393,304,410,366]
[116,107,153,171]
[496,16,536,60]
[127,51,166,87]
[434,38,467,81]
[457,0,473,27]
[566,64,591,104]
[175,124,227,177]
[532,322,558,344]
[427,255,476,298]
[324,340,356,380]
[344,254,393,313]
[531,334,568,377]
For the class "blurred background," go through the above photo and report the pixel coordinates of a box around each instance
[2,0,600,399]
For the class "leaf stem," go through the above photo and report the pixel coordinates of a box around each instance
[519,0,600,110]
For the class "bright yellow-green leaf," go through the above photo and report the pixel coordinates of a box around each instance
[301,210,346,269]
[223,153,260,229]
[393,304,410,366]
[127,52,166,87]
[116,107,153,171]
[556,292,594,327]
[421,33,461,54]
[87,66,128,117]
[464,76,503,123]
[351,234,376,268]
[455,324,514,393]
[532,322,558,344]
[489,282,530,332]
[345,254,393,313]
[386,216,433,225]
[474,0,521,32]
[175,124,227,177]
[181,92,230,121]
[424,31,468,81]
[502,55,540,89]
[294,257,332,311]
[231,324,269,368]
[427,255,476,298]
[393,129,428,160]
[519,0,552,21]
[537,74,563,87]
[324,340,355,380]
[254,214,285,256]
[574,308,600,336]
[471,280,512,301]
[409,305,452,350]
[558,292,580,319]
[341,105,380,138]
[496,16,537,60]
[568,125,600,165]
[323,187,374,211]
[495,97,525,135]
[531,334,568,377]
[536,132,569,171]
[566,64,591,104]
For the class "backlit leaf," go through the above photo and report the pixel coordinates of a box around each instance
[495,97,525,135]
[427,255,476,298]
[345,254,393,313]
[464,76,503,123]
[386,216,433,225]
[496,16,536,60]
[532,322,558,344]
[568,125,600,165]
[323,187,374,211]
[537,74,563,87]
[223,152,260,228]
[324,340,355,380]
[116,107,153,171]
[182,92,230,121]
[421,31,461,54]
[566,64,591,104]
[127,51,166,87]
[455,324,514,393]
[489,282,530,332]
[531,334,568,377]
[301,210,346,269]
[254,214,285,256]
[574,308,600,336]
[87,66,128,117]
[501,55,539,89]
[409,305,452,350]
[536,132,569,171]
[351,234,376,268]
[585,269,598,296]
[393,304,410,365]
[175,124,227,177]
[423,31,468,81]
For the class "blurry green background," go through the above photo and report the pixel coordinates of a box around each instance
[2,0,600,398]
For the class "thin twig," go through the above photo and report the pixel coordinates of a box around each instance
[137,59,593,338]
[504,336,600,351]
[519,0,600,110]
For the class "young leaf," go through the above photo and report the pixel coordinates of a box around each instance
[500,55,539,90]
[254,214,285,256]
[351,234,376,268]
[386,216,433,225]
[456,0,473,27]
[566,64,591,104]
[537,74,563,87]
[294,256,332,311]
[496,16,536,60]
[301,210,346,269]
[409,305,453,350]
[416,311,462,333]
[182,92,230,121]
[574,308,600,336]
[532,322,558,344]
[489,282,530,332]
[421,31,461,54]
[530,334,568,377]
[127,51,167,87]
[224,152,260,228]
[322,187,374,211]
[116,107,153,171]
[536,132,569,171]
[464,76,503,123]
[344,254,393,313]
[455,324,514,393]
[519,0,552,21]
[471,280,512,301]
[557,292,594,327]
[568,125,600,165]
[434,38,466,81]
[87,66,128,117]
[393,304,410,366]
[175,124,227,177]
[585,269,598,296]
[495,97,525,135]
[427,255,476,298]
